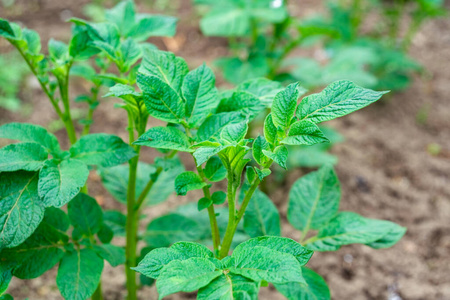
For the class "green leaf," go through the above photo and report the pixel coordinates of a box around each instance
[0,171,43,249]
[197,112,245,142]
[103,210,126,236]
[288,165,340,231]
[200,6,250,37]
[69,30,99,59]
[274,267,331,300]
[139,49,188,92]
[118,38,142,71]
[193,145,229,166]
[282,120,329,146]
[93,244,125,267]
[263,145,288,169]
[216,55,270,85]
[48,39,68,62]
[242,189,280,238]
[198,197,213,211]
[218,144,251,185]
[217,92,265,121]
[220,122,248,144]
[271,83,301,131]
[212,191,227,205]
[157,257,222,299]
[234,236,313,266]
[253,136,270,166]
[38,159,89,207]
[56,248,103,300]
[296,80,388,123]
[0,19,15,39]
[175,171,207,196]
[198,273,259,300]
[264,113,278,146]
[129,15,177,41]
[134,126,191,152]
[306,212,406,251]
[97,223,114,244]
[69,133,136,167]
[182,63,219,127]
[229,246,304,284]
[0,265,12,296]
[255,168,271,181]
[105,0,136,37]
[0,143,48,172]
[0,123,60,154]
[1,208,68,279]
[204,156,227,182]
[133,241,214,278]
[22,28,41,55]
[237,77,284,107]
[138,73,185,123]
[68,193,103,237]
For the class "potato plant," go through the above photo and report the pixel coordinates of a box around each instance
[0,2,405,300]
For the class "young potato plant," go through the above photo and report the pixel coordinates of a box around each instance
[123,49,405,299]
[0,1,182,300]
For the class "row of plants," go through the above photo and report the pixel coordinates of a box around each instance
[0,1,411,299]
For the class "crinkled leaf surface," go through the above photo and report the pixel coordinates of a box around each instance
[217,92,265,120]
[38,159,89,207]
[296,80,387,123]
[174,171,207,195]
[198,273,259,300]
[0,171,43,249]
[197,112,245,142]
[204,156,227,182]
[134,126,191,152]
[56,248,103,300]
[282,120,329,146]
[271,83,301,131]
[242,189,280,238]
[0,123,60,154]
[0,143,48,172]
[263,146,288,169]
[288,165,340,231]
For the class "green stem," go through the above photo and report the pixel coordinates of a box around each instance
[125,112,140,300]
[219,176,260,258]
[57,64,78,144]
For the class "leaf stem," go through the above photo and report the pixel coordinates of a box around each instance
[57,61,78,144]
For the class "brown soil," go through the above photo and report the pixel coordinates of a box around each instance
[1,1,450,300]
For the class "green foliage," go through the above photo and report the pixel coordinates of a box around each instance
[0,52,30,112]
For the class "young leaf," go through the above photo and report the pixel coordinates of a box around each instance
[281,120,330,146]
[174,171,207,196]
[306,212,406,251]
[271,83,301,131]
[38,159,89,207]
[133,241,214,278]
[129,15,177,41]
[234,236,313,266]
[211,191,226,205]
[288,165,340,231]
[216,92,265,120]
[252,136,270,166]
[218,144,251,185]
[220,122,248,144]
[67,193,103,237]
[0,123,60,154]
[105,0,136,37]
[156,257,222,299]
[296,80,388,123]
[237,77,284,107]
[198,197,213,211]
[193,145,230,166]
[197,112,245,142]
[262,145,288,169]
[204,156,227,182]
[255,168,271,181]
[274,267,331,300]
[0,19,15,39]
[134,126,191,152]
[69,133,136,167]
[1,208,68,279]
[242,189,281,238]
[92,244,125,267]
[0,143,48,172]
[56,248,103,300]
[0,171,43,249]
[198,273,259,300]
[263,113,278,146]
[182,63,219,127]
